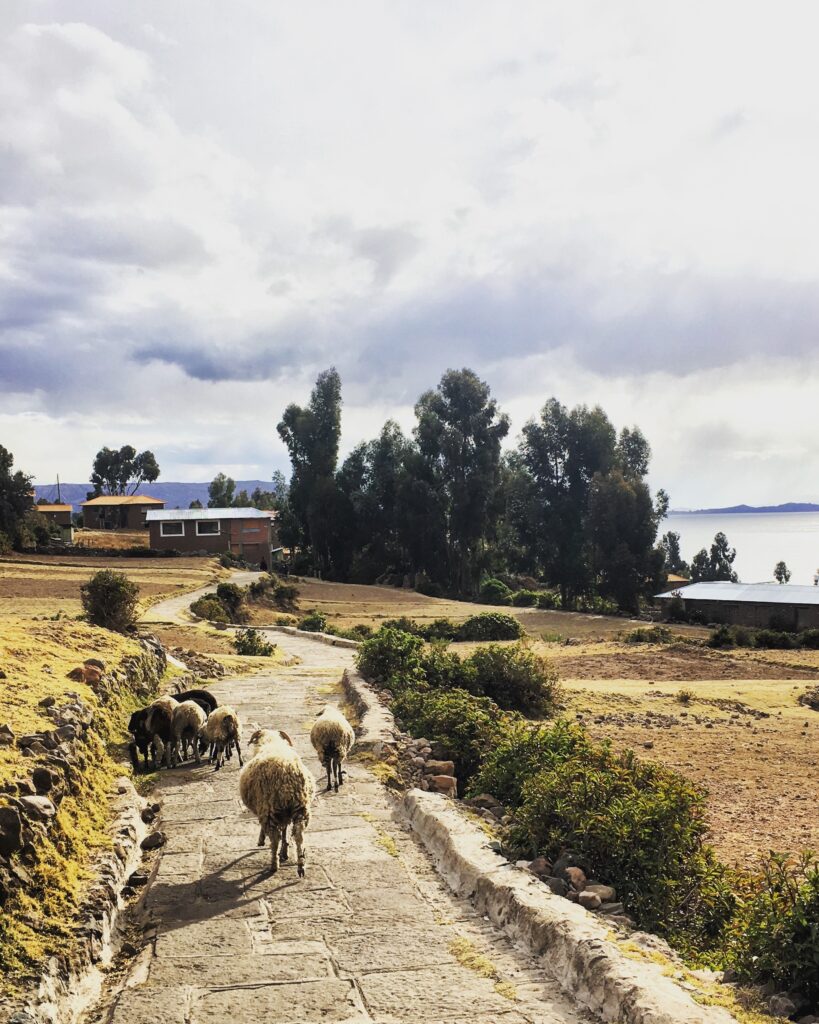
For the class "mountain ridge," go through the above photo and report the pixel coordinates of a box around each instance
[671,502,819,515]
[33,481,273,511]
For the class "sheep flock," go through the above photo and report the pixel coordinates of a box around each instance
[128,686,355,877]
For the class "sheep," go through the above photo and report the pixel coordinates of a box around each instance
[239,728,315,876]
[171,689,218,714]
[127,707,159,771]
[310,705,355,792]
[202,706,243,770]
[143,696,177,768]
[171,700,207,766]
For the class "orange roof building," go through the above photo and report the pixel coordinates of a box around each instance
[80,494,165,530]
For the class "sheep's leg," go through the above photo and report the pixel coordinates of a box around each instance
[215,742,223,771]
[235,738,243,767]
[280,825,289,862]
[333,755,341,792]
[269,823,281,874]
[257,823,266,847]
[325,759,332,792]
[292,819,306,878]
[194,732,201,765]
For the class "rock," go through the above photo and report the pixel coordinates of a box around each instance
[515,860,530,869]
[54,724,77,743]
[768,994,798,1018]
[467,793,502,811]
[424,759,456,776]
[151,802,161,813]
[411,756,426,768]
[0,805,23,857]
[584,883,616,902]
[128,872,150,887]
[607,915,636,929]
[31,767,58,793]
[84,657,106,671]
[0,669,6,680]
[38,696,56,708]
[24,741,49,756]
[598,901,625,916]
[487,840,503,853]
[140,831,166,851]
[15,778,36,796]
[643,741,654,749]
[797,1015,818,1024]
[414,738,430,749]
[527,856,552,877]
[18,795,56,822]
[552,852,588,879]
[565,866,587,891]
[66,667,86,682]
[542,876,569,897]
[427,774,458,797]
[578,890,602,910]
[0,723,14,746]
[140,807,156,825]
[17,733,45,748]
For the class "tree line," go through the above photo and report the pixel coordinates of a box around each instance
[274,367,670,612]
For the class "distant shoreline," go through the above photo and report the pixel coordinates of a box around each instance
[669,503,819,516]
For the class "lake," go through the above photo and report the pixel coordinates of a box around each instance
[662,512,819,586]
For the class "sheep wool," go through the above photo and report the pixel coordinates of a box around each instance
[310,704,355,792]
[203,705,243,770]
[171,699,207,766]
[144,696,177,768]
[239,729,315,876]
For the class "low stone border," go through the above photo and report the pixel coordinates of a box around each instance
[401,790,739,1024]
[339,668,396,755]
[264,624,360,649]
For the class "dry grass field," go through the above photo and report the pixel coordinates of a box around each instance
[0,554,224,620]
[72,529,151,551]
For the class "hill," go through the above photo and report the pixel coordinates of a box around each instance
[33,481,273,511]
[677,502,819,515]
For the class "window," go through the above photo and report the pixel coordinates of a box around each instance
[160,521,184,537]
[196,520,220,536]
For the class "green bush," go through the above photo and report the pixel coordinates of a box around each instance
[415,571,443,597]
[464,643,561,717]
[421,642,473,691]
[536,591,559,609]
[298,609,328,632]
[513,737,734,939]
[0,531,11,555]
[392,686,511,781]
[754,629,798,650]
[382,616,422,635]
[729,852,819,1004]
[420,617,459,641]
[707,625,735,649]
[80,570,139,633]
[623,625,674,644]
[800,629,819,649]
[356,627,426,690]
[190,596,229,623]
[232,627,275,656]
[511,589,539,607]
[732,626,753,647]
[216,582,245,620]
[478,577,512,605]
[576,594,620,615]
[457,612,523,642]
[665,594,687,622]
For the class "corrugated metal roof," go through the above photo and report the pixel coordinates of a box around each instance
[81,495,164,506]
[146,508,270,521]
[656,582,819,605]
[34,504,72,512]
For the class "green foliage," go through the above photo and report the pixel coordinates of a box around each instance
[392,687,511,781]
[690,532,738,583]
[298,609,328,632]
[676,688,695,704]
[382,616,423,635]
[661,530,689,576]
[665,593,687,622]
[208,472,236,508]
[575,594,620,615]
[80,570,139,633]
[247,573,298,610]
[190,596,229,623]
[421,642,472,691]
[535,590,559,609]
[422,617,460,641]
[622,625,674,644]
[216,582,245,619]
[232,628,275,656]
[463,644,561,717]
[773,560,792,584]
[728,852,819,1004]
[512,735,734,940]
[478,577,513,605]
[0,531,11,555]
[800,629,819,649]
[707,625,735,649]
[0,445,33,549]
[414,571,443,597]
[356,627,426,690]
[458,612,523,641]
[511,589,539,606]
[90,445,159,496]
[753,629,798,650]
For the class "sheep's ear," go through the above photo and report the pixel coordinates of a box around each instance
[278,730,293,746]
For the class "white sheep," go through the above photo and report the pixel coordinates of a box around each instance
[171,700,207,766]
[239,728,315,876]
[202,705,243,770]
[310,704,355,792]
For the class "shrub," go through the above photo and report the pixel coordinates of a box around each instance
[511,589,539,607]
[419,617,459,641]
[356,627,426,690]
[421,642,473,691]
[415,571,443,597]
[536,591,559,609]
[190,596,229,623]
[298,609,327,632]
[576,594,620,615]
[80,570,139,633]
[513,738,734,939]
[478,578,512,605]
[754,629,798,650]
[464,643,561,717]
[232,628,275,656]
[665,594,687,622]
[676,688,694,704]
[768,612,796,633]
[623,625,674,644]
[729,852,819,1004]
[801,629,819,649]
[457,612,523,642]
[392,687,511,781]
[0,531,11,555]
[732,626,753,647]
[216,582,245,620]
[707,625,735,649]
[382,616,422,635]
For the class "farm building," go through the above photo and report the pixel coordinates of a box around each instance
[656,581,819,630]
[145,508,274,565]
[33,503,74,542]
[81,495,165,530]
[665,573,690,589]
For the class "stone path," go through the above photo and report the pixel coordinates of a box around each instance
[90,614,594,1023]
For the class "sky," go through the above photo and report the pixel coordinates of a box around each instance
[2,1,818,508]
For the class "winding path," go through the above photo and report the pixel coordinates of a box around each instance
[89,582,595,1023]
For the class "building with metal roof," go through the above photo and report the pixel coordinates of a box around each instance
[145,508,270,521]
[145,507,274,566]
[656,581,819,630]
[80,494,165,530]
